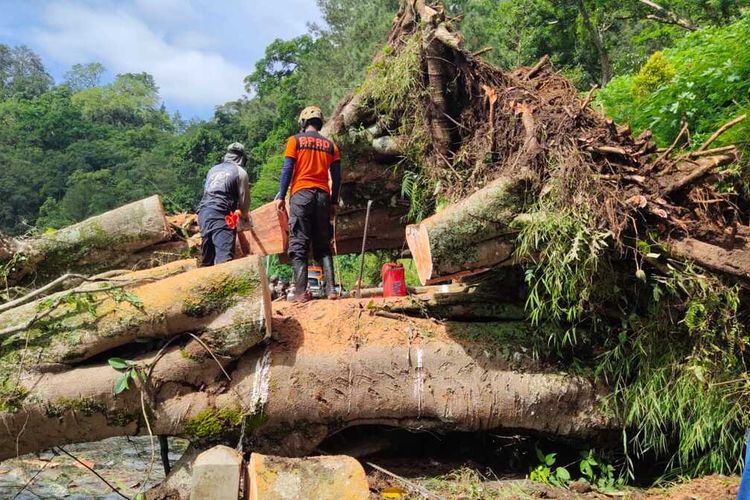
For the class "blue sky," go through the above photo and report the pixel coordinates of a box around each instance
[0,0,323,118]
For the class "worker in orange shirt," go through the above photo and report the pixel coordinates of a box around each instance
[275,106,341,302]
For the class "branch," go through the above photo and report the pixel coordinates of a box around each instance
[639,0,697,31]
[0,273,86,314]
[0,283,128,338]
[697,114,747,152]
[650,122,689,169]
[526,55,550,79]
[661,155,735,196]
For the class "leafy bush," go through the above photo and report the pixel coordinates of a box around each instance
[597,14,750,150]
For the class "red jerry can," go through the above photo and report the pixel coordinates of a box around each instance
[381,263,407,298]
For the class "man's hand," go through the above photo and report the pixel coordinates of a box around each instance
[275,198,286,213]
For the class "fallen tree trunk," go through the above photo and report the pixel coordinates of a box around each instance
[406,174,534,284]
[0,256,270,371]
[2,196,172,285]
[0,300,610,461]
[239,202,407,257]
[668,235,750,282]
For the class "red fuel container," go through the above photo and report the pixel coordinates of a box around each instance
[381,263,407,297]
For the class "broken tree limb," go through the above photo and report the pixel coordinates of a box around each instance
[3,196,172,285]
[668,236,750,282]
[526,55,550,79]
[0,300,611,460]
[659,154,736,196]
[406,174,534,285]
[697,114,747,152]
[385,292,526,321]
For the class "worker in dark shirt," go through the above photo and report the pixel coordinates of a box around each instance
[197,142,251,266]
[275,106,341,302]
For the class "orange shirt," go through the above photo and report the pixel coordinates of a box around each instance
[284,131,340,195]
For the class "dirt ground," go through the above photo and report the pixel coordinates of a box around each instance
[367,468,739,499]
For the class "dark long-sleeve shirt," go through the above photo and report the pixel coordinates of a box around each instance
[197,153,250,233]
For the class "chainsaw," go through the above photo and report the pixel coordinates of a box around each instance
[224,210,251,256]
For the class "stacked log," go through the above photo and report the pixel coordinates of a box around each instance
[1,196,174,285]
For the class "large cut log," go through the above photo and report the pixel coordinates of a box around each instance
[242,201,289,257]
[2,196,172,285]
[334,207,407,255]
[0,300,610,460]
[237,202,405,258]
[406,174,535,285]
[0,256,271,367]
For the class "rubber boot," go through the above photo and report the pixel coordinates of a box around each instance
[320,255,338,300]
[290,259,311,303]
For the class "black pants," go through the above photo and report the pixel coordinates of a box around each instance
[288,188,332,263]
[200,226,235,266]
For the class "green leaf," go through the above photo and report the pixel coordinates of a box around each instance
[108,357,130,371]
[114,373,131,394]
[555,466,571,483]
[580,460,594,479]
[545,452,556,466]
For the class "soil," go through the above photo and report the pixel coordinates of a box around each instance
[366,465,740,499]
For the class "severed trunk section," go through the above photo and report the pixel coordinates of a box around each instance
[242,201,289,257]
[406,174,535,284]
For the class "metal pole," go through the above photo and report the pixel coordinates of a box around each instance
[332,210,342,296]
[356,200,373,298]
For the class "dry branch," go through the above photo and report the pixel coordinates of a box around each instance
[639,0,697,31]
[697,114,747,152]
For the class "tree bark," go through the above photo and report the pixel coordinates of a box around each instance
[576,0,612,86]
[406,174,534,285]
[0,256,270,376]
[0,301,611,461]
[4,196,172,285]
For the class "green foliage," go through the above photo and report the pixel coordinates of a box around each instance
[515,204,611,348]
[63,63,105,92]
[598,14,750,150]
[454,0,745,87]
[579,450,621,491]
[602,263,749,477]
[0,44,53,99]
[631,52,675,97]
[108,357,143,395]
[529,448,571,487]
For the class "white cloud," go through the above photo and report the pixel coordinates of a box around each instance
[28,0,322,113]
